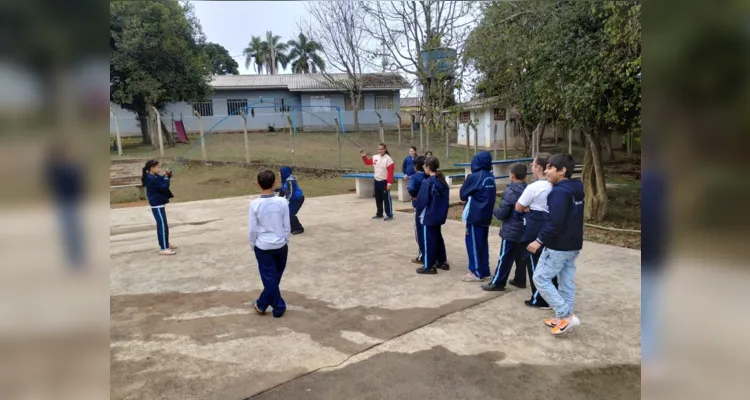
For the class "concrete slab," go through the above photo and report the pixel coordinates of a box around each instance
[110,193,641,399]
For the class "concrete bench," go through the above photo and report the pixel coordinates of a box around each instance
[341,173,410,202]
[454,158,534,179]
[110,178,146,200]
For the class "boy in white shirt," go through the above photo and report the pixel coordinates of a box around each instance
[249,169,291,318]
[515,153,558,309]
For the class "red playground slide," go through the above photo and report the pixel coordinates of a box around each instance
[174,120,189,143]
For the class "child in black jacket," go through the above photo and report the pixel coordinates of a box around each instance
[482,163,527,291]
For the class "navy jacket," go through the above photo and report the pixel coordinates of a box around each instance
[144,173,174,207]
[494,181,527,242]
[459,151,496,226]
[537,179,585,251]
[416,175,450,227]
[279,166,304,201]
[641,170,664,266]
[407,171,427,208]
[46,160,84,204]
[521,210,548,243]
[402,155,417,176]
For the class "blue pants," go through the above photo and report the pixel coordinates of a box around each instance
[58,201,84,268]
[465,224,490,278]
[489,238,526,287]
[414,211,424,260]
[422,225,447,269]
[289,196,305,232]
[524,244,558,307]
[533,248,580,318]
[254,245,289,317]
[374,180,393,218]
[151,206,169,250]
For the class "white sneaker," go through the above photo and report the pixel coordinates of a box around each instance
[159,249,176,256]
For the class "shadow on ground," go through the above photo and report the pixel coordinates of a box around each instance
[240,346,640,400]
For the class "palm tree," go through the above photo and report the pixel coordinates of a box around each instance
[287,33,326,74]
[242,36,265,74]
[263,30,289,74]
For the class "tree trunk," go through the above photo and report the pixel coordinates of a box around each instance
[137,110,152,146]
[161,119,175,147]
[536,122,546,155]
[602,132,615,162]
[582,131,608,221]
[352,94,361,133]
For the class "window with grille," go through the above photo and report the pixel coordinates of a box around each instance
[227,99,248,116]
[192,101,213,117]
[459,111,471,123]
[274,98,290,112]
[345,96,363,111]
[374,95,394,110]
[310,96,330,112]
[493,108,506,121]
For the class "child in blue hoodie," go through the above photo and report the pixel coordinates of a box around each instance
[482,163,528,291]
[407,155,427,264]
[459,151,497,282]
[415,156,450,274]
[141,159,176,255]
[278,166,305,235]
[528,153,585,335]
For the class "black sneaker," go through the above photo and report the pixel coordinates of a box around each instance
[411,258,424,265]
[524,299,552,310]
[509,280,527,289]
[416,267,438,274]
[435,262,450,271]
[372,215,383,219]
[481,283,505,291]
[384,216,393,221]
[291,229,305,235]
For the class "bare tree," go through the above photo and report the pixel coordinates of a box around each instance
[361,1,476,131]
[304,1,371,132]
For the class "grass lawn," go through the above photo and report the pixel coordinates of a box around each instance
[110,163,355,207]
[111,130,528,172]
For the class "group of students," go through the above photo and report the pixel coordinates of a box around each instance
[394,148,585,335]
[141,145,584,332]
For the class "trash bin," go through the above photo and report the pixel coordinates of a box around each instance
[412,122,420,130]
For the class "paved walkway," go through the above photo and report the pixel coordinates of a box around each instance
[110,193,641,400]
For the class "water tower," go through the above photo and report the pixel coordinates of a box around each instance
[419,47,457,115]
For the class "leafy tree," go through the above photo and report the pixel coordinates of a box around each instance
[466,0,641,221]
[202,42,239,75]
[287,33,325,74]
[243,35,266,74]
[110,0,211,145]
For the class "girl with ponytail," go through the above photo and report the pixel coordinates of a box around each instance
[414,156,451,274]
[142,159,176,255]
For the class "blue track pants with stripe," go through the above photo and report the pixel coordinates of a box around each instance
[151,206,170,250]
[523,242,558,307]
[465,224,490,278]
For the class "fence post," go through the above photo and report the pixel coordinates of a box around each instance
[419,115,424,150]
[239,109,250,163]
[375,111,384,143]
[493,124,498,160]
[286,116,295,166]
[410,114,415,141]
[193,110,207,163]
[465,123,470,162]
[394,112,401,146]
[334,117,342,169]
[151,105,164,157]
[443,114,449,160]
[503,120,508,160]
[472,120,478,155]
[110,107,122,157]
[568,128,573,154]
[425,117,430,152]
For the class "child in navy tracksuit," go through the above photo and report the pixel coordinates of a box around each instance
[402,146,418,178]
[142,159,176,255]
[415,157,450,274]
[278,166,305,234]
[483,163,528,291]
[407,155,427,264]
[459,151,497,282]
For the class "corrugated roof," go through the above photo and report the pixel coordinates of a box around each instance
[400,97,421,108]
[210,73,410,91]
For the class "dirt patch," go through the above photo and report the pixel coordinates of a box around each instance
[247,346,640,400]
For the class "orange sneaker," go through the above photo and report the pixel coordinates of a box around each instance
[544,317,561,327]
[551,315,580,335]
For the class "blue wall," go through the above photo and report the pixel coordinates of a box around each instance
[110,89,402,136]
